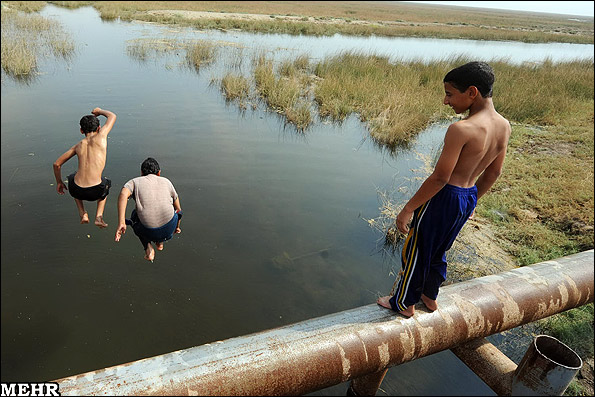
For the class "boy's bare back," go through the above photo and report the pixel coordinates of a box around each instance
[53,108,116,191]
[53,107,116,227]
[74,107,116,187]
[74,129,108,187]
[446,109,511,189]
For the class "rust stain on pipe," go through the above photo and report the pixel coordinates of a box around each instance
[451,337,517,396]
[55,250,593,396]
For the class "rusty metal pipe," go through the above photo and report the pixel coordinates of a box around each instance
[512,335,583,395]
[55,250,594,396]
[451,337,517,395]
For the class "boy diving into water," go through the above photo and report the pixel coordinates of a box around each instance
[53,107,117,228]
[114,157,183,262]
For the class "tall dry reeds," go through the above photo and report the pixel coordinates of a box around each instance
[1,7,75,80]
[221,73,250,107]
[253,54,313,131]
[185,40,217,71]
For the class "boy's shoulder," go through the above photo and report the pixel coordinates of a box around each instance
[447,118,476,137]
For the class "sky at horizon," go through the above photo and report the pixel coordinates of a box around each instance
[406,1,595,17]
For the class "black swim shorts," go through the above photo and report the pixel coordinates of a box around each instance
[67,173,111,201]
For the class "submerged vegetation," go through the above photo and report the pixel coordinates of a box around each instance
[1,4,75,81]
[185,40,218,71]
[221,73,249,103]
[252,53,313,131]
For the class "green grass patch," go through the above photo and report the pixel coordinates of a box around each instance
[476,123,594,267]
[536,303,594,382]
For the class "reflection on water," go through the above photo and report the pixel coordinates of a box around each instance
[2,4,583,395]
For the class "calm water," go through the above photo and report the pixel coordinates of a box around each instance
[1,5,592,394]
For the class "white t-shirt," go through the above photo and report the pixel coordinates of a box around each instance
[124,174,178,228]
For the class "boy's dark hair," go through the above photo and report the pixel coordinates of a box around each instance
[443,61,495,98]
[141,157,160,176]
[80,115,100,134]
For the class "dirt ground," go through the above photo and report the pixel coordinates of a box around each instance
[446,216,517,284]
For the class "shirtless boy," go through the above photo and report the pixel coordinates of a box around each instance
[53,107,117,228]
[377,61,511,317]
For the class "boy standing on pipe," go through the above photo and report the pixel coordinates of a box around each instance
[377,62,511,317]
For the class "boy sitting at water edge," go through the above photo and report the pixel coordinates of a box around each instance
[114,157,183,262]
[377,62,511,317]
[53,107,117,228]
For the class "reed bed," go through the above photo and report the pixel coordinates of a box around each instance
[221,73,249,105]
[185,40,217,71]
[126,38,183,62]
[2,1,46,13]
[253,54,313,131]
[47,1,93,9]
[313,53,455,146]
[1,7,75,80]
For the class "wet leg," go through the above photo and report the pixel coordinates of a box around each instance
[74,199,89,224]
[94,197,108,228]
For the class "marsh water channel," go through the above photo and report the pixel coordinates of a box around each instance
[1,4,593,394]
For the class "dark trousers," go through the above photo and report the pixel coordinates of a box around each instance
[127,209,182,250]
[389,184,477,311]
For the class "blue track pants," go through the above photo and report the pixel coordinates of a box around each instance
[389,184,477,311]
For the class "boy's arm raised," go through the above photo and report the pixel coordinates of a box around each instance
[395,124,468,233]
[53,145,77,194]
[91,107,117,136]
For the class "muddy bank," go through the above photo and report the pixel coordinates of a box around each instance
[446,216,517,284]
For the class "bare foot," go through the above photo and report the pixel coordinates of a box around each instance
[94,215,108,229]
[80,212,89,224]
[156,242,164,251]
[144,244,155,262]
[377,296,392,309]
[398,305,415,318]
[421,294,438,311]
[377,296,414,317]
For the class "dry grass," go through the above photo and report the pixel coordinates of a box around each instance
[253,54,313,131]
[83,1,593,44]
[1,7,75,80]
[478,124,594,266]
[221,73,249,103]
[126,38,183,62]
[185,40,217,71]
[2,1,47,12]
[313,53,455,146]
